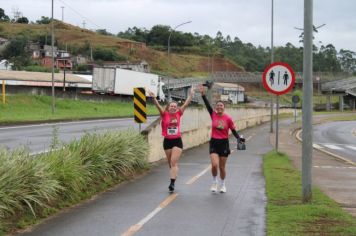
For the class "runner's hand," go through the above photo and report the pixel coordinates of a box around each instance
[148,90,156,97]
[199,84,206,95]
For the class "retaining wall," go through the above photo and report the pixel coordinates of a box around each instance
[142,107,293,162]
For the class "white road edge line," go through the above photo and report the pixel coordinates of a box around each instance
[296,129,356,166]
[0,117,158,130]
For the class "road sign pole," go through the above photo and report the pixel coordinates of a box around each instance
[302,0,314,203]
[139,123,142,134]
[294,102,297,123]
[275,95,279,151]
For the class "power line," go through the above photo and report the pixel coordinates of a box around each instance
[58,0,103,29]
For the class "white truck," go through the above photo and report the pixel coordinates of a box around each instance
[92,67,165,101]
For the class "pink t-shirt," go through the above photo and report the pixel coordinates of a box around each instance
[161,109,183,139]
[211,112,236,139]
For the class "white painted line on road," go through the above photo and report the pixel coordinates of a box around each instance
[246,135,253,142]
[186,165,211,185]
[345,145,356,151]
[296,129,356,166]
[313,144,324,149]
[0,117,158,130]
[314,166,356,169]
[324,144,343,150]
[121,193,178,236]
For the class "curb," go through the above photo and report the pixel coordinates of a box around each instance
[295,129,356,166]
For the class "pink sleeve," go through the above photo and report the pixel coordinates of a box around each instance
[178,109,183,115]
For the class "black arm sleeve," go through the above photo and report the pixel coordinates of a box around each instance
[202,95,213,116]
[231,129,240,139]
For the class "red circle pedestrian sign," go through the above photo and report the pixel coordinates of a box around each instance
[262,62,295,95]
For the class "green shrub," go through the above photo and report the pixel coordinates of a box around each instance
[24,65,59,73]
[0,130,149,232]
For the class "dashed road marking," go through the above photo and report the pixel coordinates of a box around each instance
[121,193,178,236]
[186,165,211,185]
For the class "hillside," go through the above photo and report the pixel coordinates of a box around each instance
[0,21,243,77]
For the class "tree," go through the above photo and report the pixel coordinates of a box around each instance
[339,49,356,73]
[36,16,51,24]
[96,29,113,36]
[1,35,31,69]
[93,47,126,61]
[0,8,10,22]
[16,17,29,24]
[147,25,170,46]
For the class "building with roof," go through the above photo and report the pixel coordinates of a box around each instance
[213,82,245,104]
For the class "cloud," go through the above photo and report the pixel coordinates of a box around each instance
[1,0,355,51]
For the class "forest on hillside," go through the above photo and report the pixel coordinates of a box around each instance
[117,25,356,73]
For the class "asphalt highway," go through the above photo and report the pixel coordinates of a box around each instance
[313,121,356,162]
[0,117,156,154]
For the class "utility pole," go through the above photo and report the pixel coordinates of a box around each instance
[61,6,64,22]
[167,20,192,102]
[302,0,314,203]
[51,0,55,114]
[270,0,274,133]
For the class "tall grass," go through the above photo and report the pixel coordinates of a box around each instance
[0,130,149,233]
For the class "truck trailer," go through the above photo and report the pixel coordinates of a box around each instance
[92,67,165,101]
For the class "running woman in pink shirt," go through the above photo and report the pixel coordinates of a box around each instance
[149,89,195,192]
[199,85,242,193]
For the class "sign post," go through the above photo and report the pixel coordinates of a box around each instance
[134,87,147,133]
[292,95,300,123]
[262,62,295,151]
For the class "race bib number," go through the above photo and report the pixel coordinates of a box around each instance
[167,127,178,135]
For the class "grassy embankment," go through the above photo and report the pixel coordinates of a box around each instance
[264,151,356,235]
[0,22,242,78]
[0,94,159,124]
[0,130,149,235]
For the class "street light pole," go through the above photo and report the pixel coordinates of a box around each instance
[270,0,274,133]
[51,0,55,114]
[302,0,314,203]
[167,20,192,102]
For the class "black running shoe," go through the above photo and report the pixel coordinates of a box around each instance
[168,183,175,192]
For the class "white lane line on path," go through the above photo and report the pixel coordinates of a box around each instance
[121,193,178,236]
[324,144,343,150]
[186,165,211,185]
[346,145,356,151]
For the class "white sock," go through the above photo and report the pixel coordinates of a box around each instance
[220,179,225,185]
[213,176,217,183]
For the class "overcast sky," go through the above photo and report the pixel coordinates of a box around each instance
[2,0,356,52]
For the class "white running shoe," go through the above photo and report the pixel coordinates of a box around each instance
[210,182,218,192]
[219,184,227,193]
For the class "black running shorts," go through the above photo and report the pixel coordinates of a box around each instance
[209,138,230,157]
[163,137,183,150]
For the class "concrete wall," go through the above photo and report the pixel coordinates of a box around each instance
[142,107,293,162]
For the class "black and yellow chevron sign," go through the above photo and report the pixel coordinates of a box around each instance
[133,87,147,123]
